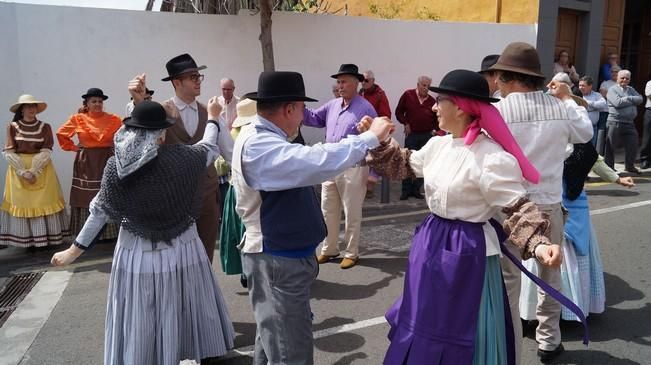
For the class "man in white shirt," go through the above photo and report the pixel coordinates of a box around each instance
[579,76,608,145]
[218,78,240,129]
[489,42,593,364]
[129,53,234,266]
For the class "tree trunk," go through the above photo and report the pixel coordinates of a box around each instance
[259,0,275,71]
[145,0,155,10]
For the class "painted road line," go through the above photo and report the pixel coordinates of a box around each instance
[590,200,651,216]
[0,270,73,365]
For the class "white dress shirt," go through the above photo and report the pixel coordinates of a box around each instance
[582,91,608,125]
[173,96,199,137]
[645,80,651,109]
[218,95,240,129]
[409,134,527,256]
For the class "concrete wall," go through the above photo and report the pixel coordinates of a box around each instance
[0,2,536,197]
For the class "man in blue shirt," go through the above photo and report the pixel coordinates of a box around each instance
[231,71,392,365]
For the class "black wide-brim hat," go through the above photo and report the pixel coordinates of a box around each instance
[429,69,500,103]
[478,54,500,74]
[161,53,207,81]
[82,87,109,100]
[330,63,365,82]
[123,101,175,130]
[247,71,318,103]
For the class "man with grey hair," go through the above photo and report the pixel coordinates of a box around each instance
[605,69,644,173]
[395,75,438,200]
[303,64,378,269]
[218,78,240,128]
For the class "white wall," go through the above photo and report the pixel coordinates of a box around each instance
[0,2,536,197]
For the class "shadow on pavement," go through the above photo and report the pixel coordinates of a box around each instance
[585,189,640,197]
[314,331,366,353]
[331,351,368,365]
[547,349,641,365]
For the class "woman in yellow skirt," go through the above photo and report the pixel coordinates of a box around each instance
[1,94,70,247]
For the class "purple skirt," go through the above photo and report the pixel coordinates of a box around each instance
[384,214,488,365]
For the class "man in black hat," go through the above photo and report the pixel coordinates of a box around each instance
[128,53,234,264]
[232,71,393,365]
[302,63,378,270]
[490,42,593,363]
[478,54,501,99]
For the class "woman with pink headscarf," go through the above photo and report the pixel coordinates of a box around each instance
[363,70,586,364]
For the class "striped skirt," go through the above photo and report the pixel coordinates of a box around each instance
[70,207,119,241]
[104,224,235,365]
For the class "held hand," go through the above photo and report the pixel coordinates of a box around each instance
[128,73,147,104]
[207,96,222,120]
[546,80,572,101]
[51,245,84,267]
[21,171,36,184]
[368,117,394,142]
[616,176,635,187]
[535,244,562,267]
[356,116,373,133]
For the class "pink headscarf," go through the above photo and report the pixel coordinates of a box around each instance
[449,95,540,184]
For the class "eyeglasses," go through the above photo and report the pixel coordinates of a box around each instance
[362,79,372,83]
[222,88,234,91]
[180,74,204,83]
[435,95,452,104]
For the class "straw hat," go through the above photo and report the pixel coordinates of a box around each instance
[231,98,258,128]
[9,94,47,113]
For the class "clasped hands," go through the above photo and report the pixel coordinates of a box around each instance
[356,116,395,142]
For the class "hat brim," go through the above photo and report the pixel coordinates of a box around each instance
[9,101,47,114]
[122,117,176,130]
[232,115,258,128]
[331,72,365,82]
[161,65,207,81]
[487,63,546,79]
[247,93,318,103]
[82,94,109,100]
[428,87,500,103]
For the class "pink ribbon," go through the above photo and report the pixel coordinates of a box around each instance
[450,95,540,184]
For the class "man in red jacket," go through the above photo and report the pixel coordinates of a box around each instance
[395,75,439,200]
[360,70,391,199]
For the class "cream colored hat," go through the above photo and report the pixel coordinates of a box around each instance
[10,94,47,113]
[231,98,257,128]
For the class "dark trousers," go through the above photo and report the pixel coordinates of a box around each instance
[402,132,432,194]
[641,108,651,163]
[604,121,639,170]
[197,189,220,263]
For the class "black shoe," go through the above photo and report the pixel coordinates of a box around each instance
[411,191,424,199]
[625,168,641,175]
[537,343,564,363]
[399,192,409,200]
[642,161,651,169]
[240,274,248,289]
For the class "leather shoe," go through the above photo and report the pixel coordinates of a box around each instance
[399,192,409,200]
[537,343,564,363]
[642,161,651,169]
[625,167,641,175]
[317,254,339,264]
[411,191,424,199]
[340,257,358,269]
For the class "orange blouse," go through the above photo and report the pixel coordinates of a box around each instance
[56,112,122,151]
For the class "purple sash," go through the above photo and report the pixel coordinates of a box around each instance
[499,241,590,345]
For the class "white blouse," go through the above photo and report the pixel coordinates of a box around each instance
[409,134,527,256]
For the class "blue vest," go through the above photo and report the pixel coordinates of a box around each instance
[259,186,326,257]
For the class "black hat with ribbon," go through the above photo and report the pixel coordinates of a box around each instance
[247,71,318,103]
[123,101,175,130]
[161,53,206,81]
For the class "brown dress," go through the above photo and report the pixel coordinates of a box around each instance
[56,111,122,240]
[162,98,220,263]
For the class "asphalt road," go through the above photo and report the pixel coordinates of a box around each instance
[1,173,650,365]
